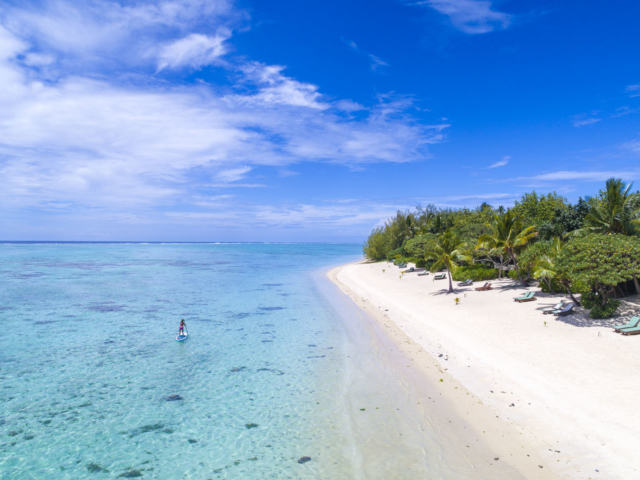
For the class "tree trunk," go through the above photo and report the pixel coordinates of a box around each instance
[498,257,503,279]
[546,277,556,294]
[562,281,581,306]
[633,273,640,295]
[509,249,526,285]
[447,266,453,293]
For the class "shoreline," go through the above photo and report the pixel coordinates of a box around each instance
[328,261,640,479]
[325,263,560,479]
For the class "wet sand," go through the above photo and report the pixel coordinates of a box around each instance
[313,266,560,479]
[329,261,640,479]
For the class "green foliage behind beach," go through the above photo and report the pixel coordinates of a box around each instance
[363,178,640,318]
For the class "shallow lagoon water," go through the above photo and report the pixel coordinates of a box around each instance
[0,243,525,480]
[0,243,365,479]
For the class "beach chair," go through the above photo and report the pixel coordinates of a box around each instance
[434,273,446,280]
[418,270,430,276]
[620,323,640,335]
[541,302,564,314]
[457,279,472,287]
[614,316,640,332]
[402,267,415,273]
[552,303,574,316]
[514,291,536,303]
[475,283,492,291]
[397,263,407,268]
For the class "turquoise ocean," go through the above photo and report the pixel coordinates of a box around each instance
[0,243,521,480]
[0,243,366,479]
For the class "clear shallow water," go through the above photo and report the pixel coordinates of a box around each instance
[0,243,362,479]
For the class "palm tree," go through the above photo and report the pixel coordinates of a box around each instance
[425,231,471,293]
[532,237,563,293]
[477,210,538,285]
[574,178,640,236]
[475,235,506,279]
[533,237,581,305]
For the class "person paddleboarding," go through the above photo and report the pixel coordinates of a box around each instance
[176,319,188,341]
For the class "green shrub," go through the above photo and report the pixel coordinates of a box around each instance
[452,265,499,282]
[404,234,438,259]
[581,292,621,319]
[538,277,564,294]
[405,257,425,267]
[386,248,404,262]
[363,227,390,261]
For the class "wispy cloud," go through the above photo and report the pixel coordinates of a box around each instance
[215,166,252,182]
[238,62,327,109]
[621,139,640,154]
[514,170,640,183]
[571,114,601,127]
[486,156,510,168]
[342,38,388,71]
[0,2,448,234]
[408,0,512,34]
[626,84,640,98]
[157,31,231,71]
[611,106,639,118]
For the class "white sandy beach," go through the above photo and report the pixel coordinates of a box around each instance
[330,262,640,480]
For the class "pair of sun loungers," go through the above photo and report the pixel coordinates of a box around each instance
[457,279,473,287]
[434,273,446,280]
[396,263,407,268]
[613,317,640,335]
[543,303,574,316]
[475,282,492,291]
[402,267,415,273]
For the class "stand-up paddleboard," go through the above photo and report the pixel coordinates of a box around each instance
[176,325,188,342]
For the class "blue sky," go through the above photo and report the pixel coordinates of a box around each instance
[0,0,639,241]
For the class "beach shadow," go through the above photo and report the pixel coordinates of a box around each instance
[552,311,619,328]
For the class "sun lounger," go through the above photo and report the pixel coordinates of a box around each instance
[457,279,472,287]
[397,263,407,268]
[475,282,492,291]
[418,270,430,276]
[620,323,640,335]
[541,302,564,314]
[434,273,446,280]
[614,316,640,332]
[552,303,574,316]
[514,291,536,303]
[402,267,415,273]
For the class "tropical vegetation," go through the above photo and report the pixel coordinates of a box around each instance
[363,178,640,319]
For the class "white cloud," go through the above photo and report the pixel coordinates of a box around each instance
[516,170,640,182]
[1,0,239,71]
[157,31,230,71]
[621,139,640,153]
[238,63,327,109]
[342,37,388,71]
[368,54,388,71]
[0,23,446,220]
[215,166,252,182]
[571,114,601,127]
[626,84,640,98]
[0,1,453,239]
[487,155,509,168]
[411,0,511,34]
[22,52,56,66]
[334,99,366,112]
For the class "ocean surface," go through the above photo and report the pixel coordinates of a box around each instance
[0,243,524,480]
[0,243,368,479]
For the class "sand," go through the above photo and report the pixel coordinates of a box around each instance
[329,261,640,480]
